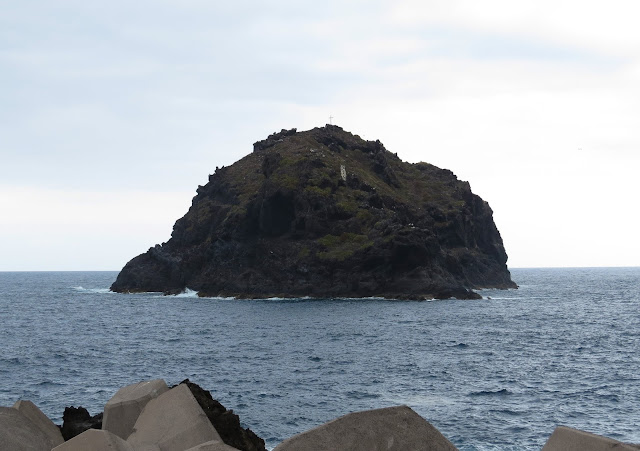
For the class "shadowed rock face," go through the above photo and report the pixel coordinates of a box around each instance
[179,380,266,451]
[111,125,516,299]
[60,406,103,441]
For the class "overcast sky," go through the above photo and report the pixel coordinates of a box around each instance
[1,0,639,270]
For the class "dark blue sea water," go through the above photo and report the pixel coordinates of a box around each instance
[1,268,639,450]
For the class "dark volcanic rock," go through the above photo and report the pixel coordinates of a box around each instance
[111,125,516,299]
[178,379,266,451]
[60,406,102,441]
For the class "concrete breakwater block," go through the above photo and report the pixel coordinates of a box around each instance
[127,383,222,451]
[184,439,242,450]
[12,399,65,448]
[53,428,134,450]
[542,426,639,451]
[273,405,458,451]
[0,406,53,451]
[103,378,169,440]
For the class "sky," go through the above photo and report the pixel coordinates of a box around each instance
[1,0,639,270]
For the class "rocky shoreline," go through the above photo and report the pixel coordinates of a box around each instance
[2,379,639,450]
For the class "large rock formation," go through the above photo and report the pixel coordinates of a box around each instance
[111,125,516,299]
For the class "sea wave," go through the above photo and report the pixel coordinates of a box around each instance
[72,286,111,294]
[175,288,199,298]
[469,388,512,397]
[200,295,237,300]
[346,390,381,400]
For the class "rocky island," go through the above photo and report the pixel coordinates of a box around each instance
[111,125,516,299]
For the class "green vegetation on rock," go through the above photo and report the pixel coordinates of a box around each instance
[111,125,516,299]
[317,233,373,261]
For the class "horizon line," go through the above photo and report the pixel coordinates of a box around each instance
[1,265,639,273]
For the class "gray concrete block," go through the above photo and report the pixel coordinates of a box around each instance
[0,406,57,451]
[127,384,221,451]
[184,440,241,451]
[103,379,169,440]
[131,444,161,451]
[542,426,638,451]
[13,399,65,448]
[273,405,458,451]
[53,428,134,451]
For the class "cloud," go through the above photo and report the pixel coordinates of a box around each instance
[1,0,638,268]
[0,186,193,270]
[388,0,640,58]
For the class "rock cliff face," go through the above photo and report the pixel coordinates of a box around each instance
[111,125,516,299]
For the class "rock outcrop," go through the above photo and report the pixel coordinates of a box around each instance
[111,125,515,299]
[60,406,103,441]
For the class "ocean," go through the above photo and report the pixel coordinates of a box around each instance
[0,267,638,450]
